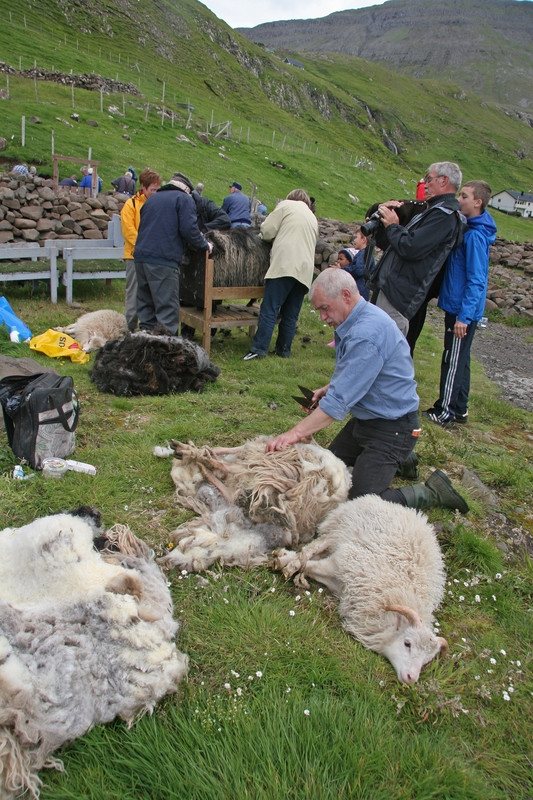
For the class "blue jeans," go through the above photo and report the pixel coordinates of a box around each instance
[250,277,308,357]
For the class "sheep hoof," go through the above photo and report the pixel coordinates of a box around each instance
[294,572,311,591]
[272,547,302,579]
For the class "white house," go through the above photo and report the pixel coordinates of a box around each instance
[490,190,533,217]
[514,192,533,218]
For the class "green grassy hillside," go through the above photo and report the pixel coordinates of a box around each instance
[0,0,532,238]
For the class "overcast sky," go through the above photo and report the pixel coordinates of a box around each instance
[201,0,388,29]
[201,0,532,30]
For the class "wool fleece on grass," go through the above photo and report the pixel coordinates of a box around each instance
[0,509,188,799]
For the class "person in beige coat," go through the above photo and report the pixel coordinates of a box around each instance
[243,189,319,360]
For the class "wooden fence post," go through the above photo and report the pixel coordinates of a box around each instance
[71,83,74,108]
[21,116,25,147]
[34,75,38,102]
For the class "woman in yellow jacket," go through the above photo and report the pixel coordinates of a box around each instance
[120,168,161,331]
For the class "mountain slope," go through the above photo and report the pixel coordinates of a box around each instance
[0,0,532,229]
[238,0,533,112]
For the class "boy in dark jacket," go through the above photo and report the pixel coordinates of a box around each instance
[424,180,497,427]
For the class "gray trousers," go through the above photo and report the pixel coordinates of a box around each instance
[134,261,180,335]
[124,259,138,331]
[376,291,409,337]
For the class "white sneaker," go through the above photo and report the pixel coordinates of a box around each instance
[243,351,261,360]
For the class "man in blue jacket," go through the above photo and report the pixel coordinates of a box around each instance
[221,182,251,227]
[424,180,497,427]
[133,172,211,335]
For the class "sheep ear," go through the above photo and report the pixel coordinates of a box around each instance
[436,636,449,656]
[385,604,423,628]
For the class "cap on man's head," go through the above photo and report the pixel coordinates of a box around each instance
[171,172,194,192]
[231,181,242,190]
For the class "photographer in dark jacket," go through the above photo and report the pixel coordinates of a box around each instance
[134,172,212,335]
[373,162,464,342]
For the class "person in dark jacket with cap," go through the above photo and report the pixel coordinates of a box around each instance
[222,181,251,227]
[133,172,212,334]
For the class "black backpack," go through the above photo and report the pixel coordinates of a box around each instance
[0,372,79,468]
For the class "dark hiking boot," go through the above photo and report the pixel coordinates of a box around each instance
[398,469,469,514]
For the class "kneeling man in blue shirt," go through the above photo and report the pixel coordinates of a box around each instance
[267,268,468,512]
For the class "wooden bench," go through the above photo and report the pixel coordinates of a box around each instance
[179,251,264,356]
[0,242,60,302]
[59,214,125,303]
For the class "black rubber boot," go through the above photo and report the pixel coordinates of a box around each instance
[398,469,469,513]
[395,451,419,480]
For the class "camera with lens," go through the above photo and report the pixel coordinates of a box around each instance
[360,210,383,237]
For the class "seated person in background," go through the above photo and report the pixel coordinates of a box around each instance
[222,182,251,228]
[192,188,231,234]
[79,167,102,193]
[111,170,136,195]
[11,164,29,175]
[59,174,78,187]
[334,229,372,301]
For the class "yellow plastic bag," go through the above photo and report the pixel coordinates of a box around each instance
[29,329,90,364]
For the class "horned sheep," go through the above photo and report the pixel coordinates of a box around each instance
[274,494,448,684]
[54,308,128,352]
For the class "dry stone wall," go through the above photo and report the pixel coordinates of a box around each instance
[0,171,128,244]
[1,172,531,318]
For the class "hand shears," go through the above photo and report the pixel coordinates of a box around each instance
[291,385,317,411]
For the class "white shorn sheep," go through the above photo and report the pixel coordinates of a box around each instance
[55,309,128,352]
[274,494,448,684]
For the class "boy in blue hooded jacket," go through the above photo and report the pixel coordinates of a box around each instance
[424,180,497,427]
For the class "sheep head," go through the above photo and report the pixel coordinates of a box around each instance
[83,331,106,352]
[381,605,448,684]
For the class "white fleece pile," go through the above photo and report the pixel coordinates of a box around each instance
[0,513,188,799]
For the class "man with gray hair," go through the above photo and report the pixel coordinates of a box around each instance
[371,161,464,343]
[266,268,468,512]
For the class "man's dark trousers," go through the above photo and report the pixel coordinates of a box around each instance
[328,411,419,504]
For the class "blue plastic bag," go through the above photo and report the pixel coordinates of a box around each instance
[0,297,32,341]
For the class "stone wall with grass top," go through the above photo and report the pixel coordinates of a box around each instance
[0,171,128,245]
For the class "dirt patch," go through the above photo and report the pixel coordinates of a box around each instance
[425,307,533,413]
[470,322,533,413]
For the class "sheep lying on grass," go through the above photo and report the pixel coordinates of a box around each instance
[158,437,351,571]
[0,506,188,799]
[54,309,128,352]
[274,494,448,684]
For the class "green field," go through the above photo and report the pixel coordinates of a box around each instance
[0,0,532,236]
[1,277,532,799]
